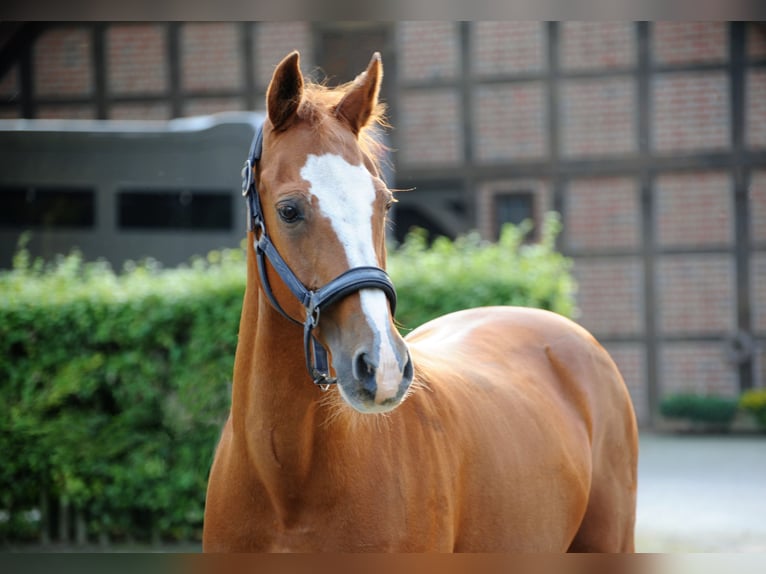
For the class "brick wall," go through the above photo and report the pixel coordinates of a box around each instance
[746,69,766,149]
[564,177,641,252]
[180,23,242,93]
[571,258,644,337]
[657,255,736,336]
[398,90,463,166]
[474,82,547,162]
[36,105,95,119]
[106,24,167,95]
[602,342,648,424]
[753,253,766,334]
[655,172,734,248]
[33,26,93,97]
[652,71,730,153]
[183,97,245,116]
[254,22,313,89]
[751,170,766,244]
[399,22,460,82]
[560,22,636,71]
[109,102,170,121]
[748,23,766,59]
[560,77,636,157]
[660,342,739,396]
[0,64,18,97]
[652,22,728,65]
[471,22,546,76]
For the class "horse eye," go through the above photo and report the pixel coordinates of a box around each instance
[277,204,301,223]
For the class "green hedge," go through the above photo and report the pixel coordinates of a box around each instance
[389,213,575,330]
[0,215,575,543]
[1,247,245,542]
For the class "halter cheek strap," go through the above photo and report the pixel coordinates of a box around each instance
[241,125,398,388]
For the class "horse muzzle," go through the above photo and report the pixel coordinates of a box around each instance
[333,329,414,414]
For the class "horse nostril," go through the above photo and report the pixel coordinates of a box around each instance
[353,351,377,395]
[403,351,414,382]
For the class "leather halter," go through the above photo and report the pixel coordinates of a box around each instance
[241,125,398,389]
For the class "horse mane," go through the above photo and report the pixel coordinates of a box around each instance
[296,80,389,173]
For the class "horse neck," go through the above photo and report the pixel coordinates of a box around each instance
[230,237,324,481]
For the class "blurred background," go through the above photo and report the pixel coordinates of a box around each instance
[1,21,765,551]
[3,21,766,426]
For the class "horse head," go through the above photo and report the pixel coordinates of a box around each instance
[254,51,413,413]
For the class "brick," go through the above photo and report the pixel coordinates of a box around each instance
[254,22,313,89]
[34,26,93,97]
[753,253,766,335]
[602,342,648,425]
[474,82,547,162]
[651,71,730,153]
[564,177,641,252]
[471,22,546,76]
[397,89,462,166]
[560,77,636,158]
[182,97,245,117]
[660,342,739,397]
[656,254,735,335]
[746,69,766,149]
[571,257,644,337]
[655,171,734,248]
[399,22,459,82]
[181,23,242,92]
[106,24,167,95]
[652,22,728,65]
[36,105,95,119]
[747,23,766,60]
[560,22,636,71]
[0,64,18,97]
[109,102,171,120]
[755,343,766,389]
[751,170,766,243]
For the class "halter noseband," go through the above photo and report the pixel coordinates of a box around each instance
[241,125,397,389]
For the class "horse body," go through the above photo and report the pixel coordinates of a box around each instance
[202,51,638,552]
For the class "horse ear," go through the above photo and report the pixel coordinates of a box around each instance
[334,52,382,136]
[267,51,304,132]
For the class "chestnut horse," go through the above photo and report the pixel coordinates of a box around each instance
[202,51,638,552]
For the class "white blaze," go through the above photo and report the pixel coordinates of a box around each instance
[300,153,401,401]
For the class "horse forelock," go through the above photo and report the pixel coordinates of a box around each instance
[293,81,389,173]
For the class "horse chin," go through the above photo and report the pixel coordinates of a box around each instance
[334,370,413,415]
[336,387,408,415]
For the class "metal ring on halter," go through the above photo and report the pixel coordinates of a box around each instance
[241,160,253,196]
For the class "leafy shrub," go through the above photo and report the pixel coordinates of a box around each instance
[1,215,575,542]
[739,389,766,430]
[389,212,577,331]
[659,393,740,427]
[1,244,245,542]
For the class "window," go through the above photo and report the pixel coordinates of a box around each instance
[493,191,534,240]
[0,186,95,229]
[117,190,232,231]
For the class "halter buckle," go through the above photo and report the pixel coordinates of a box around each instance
[241,159,253,197]
[307,305,321,328]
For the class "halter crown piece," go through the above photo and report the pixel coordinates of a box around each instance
[241,124,398,389]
